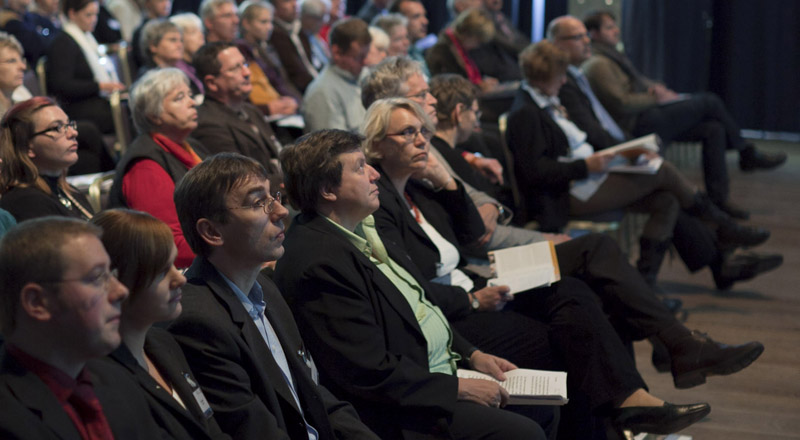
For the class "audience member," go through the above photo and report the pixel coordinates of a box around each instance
[299,0,330,70]
[131,0,173,69]
[0,97,96,221]
[170,12,206,94]
[0,217,162,439]
[302,16,370,131]
[547,16,784,289]
[389,0,432,74]
[481,0,527,55]
[0,0,48,65]
[427,7,498,92]
[29,0,64,45]
[237,0,301,115]
[318,0,344,43]
[0,207,14,237]
[269,0,319,93]
[109,68,206,268]
[363,25,388,70]
[200,0,238,43]
[92,209,230,440]
[105,0,142,43]
[370,13,408,57]
[582,10,786,217]
[137,19,182,75]
[275,128,556,440]
[192,42,283,176]
[92,0,123,44]
[169,152,380,439]
[0,32,27,116]
[447,0,480,20]
[355,0,387,24]
[45,0,125,134]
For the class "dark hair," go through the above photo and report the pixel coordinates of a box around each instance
[91,209,174,298]
[0,217,102,334]
[583,10,615,33]
[62,0,97,15]
[429,73,477,128]
[388,0,420,14]
[174,153,268,258]
[280,129,364,214]
[329,17,372,52]
[192,41,236,80]
[519,40,570,84]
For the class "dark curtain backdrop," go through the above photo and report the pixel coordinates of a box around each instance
[622,0,799,133]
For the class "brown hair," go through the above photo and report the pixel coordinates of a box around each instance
[329,17,372,52]
[452,7,494,43]
[429,73,477,129]
[91,209,174,298]
[519,40,570,84]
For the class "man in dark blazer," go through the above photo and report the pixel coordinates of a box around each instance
[0,217,162,439]
[192,42,283,178]
[170,152,378,440]
[269,0,318,93]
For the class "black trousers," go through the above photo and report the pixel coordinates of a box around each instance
[633,92,746,205]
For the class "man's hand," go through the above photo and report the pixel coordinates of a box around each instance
[478,77,499,93]
[469,350,517,381]
[541,232,571,244]
[457,378,509,407]
[472,157,504,185]
[584,152,613,172]
[266,96,299,116]
[649,83,680,103]
[473,285,512,311]
[476,203,500,246]
[99,81,126,93]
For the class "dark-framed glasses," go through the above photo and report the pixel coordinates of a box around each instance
[32,120,78,138]
[387,126,433,143]
[227,192,284,215]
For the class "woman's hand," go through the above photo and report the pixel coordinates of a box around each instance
[584,152,613,172]
[457,377,508,407]
[469,350,517,381]
[412,153,456,191]
[99,81,126,94]
[472,285,512,311]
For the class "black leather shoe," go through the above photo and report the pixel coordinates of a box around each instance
[712,252,784,290]
[610,402,710,435]
[739,146,787,171]
[719,201,750,220]
[650,337,672,373]
[670,331,764,388]
[717,223,770,249]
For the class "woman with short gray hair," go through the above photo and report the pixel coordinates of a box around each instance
[109,67,208,268]
[139,18,204,94]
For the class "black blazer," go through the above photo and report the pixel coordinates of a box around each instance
[506,88,588,231]
[273,212,477,440]
[106,328,229,440]
[269,22,314,93]
[193,97,282,176]
[45,31,101,103]
[372,165,484,281]
[0,346,165,439]
[168,256,376,440]
[558,71,622,151]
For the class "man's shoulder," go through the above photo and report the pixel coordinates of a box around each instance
[196,98,232,120]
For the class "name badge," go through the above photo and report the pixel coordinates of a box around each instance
[185,373,214,419]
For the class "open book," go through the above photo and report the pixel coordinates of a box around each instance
[602,134,663,174]
[486,241,560,294]
[601,133,661,158]
[457,369,568,406]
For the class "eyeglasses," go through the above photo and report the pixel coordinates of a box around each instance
[31,120,78,138]
[227,192,283,215]
[405,89,431,101]
[469,107,482,120]
[41,268,120,290]
[219,61,249,75]
[387,126,433,143]
[557,32,588,41]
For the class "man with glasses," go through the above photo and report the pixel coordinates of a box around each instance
[168,152,379,440]
[0,217,162,438]
[192,42,283,179]
[303,17,371,132]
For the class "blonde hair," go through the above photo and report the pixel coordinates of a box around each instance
[361,97,434,161]
[452,7,495,43]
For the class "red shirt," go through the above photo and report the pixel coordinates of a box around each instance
[6,344,115,440]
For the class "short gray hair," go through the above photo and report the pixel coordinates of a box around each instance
[170,12,203,33]
[368,26,389,51]
[200,0,235,21]
[360,55,425,108]
[371,13,407,35]
[361,97,434,161]
[0,31,23,55]
[130,68,191,134]
[239,0,273,23]
[140,19,181,64]
[300,0,328,18]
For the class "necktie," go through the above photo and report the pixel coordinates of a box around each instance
[69,380,115,440]
[573,71,626,142]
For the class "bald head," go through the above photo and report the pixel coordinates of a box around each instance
[547,15,591,66]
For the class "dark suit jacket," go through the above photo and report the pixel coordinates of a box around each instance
[273,212,477,440]
[507,88,588,231]
[168,256,376,440]
[192,97,281,175]
[558,71,622,151]
[269,21,315,93]
[0,346,164,439]
[426,32,469,79]
[373,166,484,281]
[106,328,228,440]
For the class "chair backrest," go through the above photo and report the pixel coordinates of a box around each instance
[109,91,133,157]
[22,69,41,96]
[497,112,523,211]
[35,57,47,96]
[88,171,116,212]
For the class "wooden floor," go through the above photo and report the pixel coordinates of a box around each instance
[632,139,800,439]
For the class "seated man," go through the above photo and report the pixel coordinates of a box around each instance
[200,0,239,43]
[269,0,319,93]
[303,17,371,132]
[169,152,379,439]
[582,10,786,216]
[193,42,283,177]
[0,217,161,438]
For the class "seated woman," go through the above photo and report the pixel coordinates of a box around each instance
[0,97,95,221]
[45,0,125,134]
[137,19,201,97]
[169,12,205,95]
[109,68,206,268]
[91,209,229,440]
[426,7,498,93]
[507,41,770,284]
[236,0,301,117]
[371,13,410,57]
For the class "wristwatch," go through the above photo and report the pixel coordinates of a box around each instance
[469,292,480,310]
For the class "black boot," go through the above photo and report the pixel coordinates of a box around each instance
[686,192,770,249]
[636,238,671,287]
